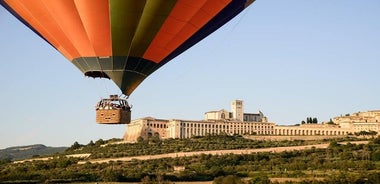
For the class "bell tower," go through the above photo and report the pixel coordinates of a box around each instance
[231,100,244,121]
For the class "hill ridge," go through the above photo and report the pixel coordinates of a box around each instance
[0,144,67,161]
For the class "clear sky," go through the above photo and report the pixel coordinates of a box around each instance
[0,0,379,149]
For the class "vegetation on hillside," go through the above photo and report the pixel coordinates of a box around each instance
[0,135,379,183]
[65,134,356,159]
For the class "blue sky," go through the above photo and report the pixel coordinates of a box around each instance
[0,0,379,149]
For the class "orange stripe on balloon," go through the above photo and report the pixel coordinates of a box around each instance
[42,0,95,58]
[143,0,231,63]
[4,0,79,60]
[74,0,112,57]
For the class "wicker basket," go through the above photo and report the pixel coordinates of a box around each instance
[96,109,131,124]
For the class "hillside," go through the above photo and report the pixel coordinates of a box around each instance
[0,144,67,161]
[1,135,379,183]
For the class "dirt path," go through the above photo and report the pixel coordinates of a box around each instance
[14,153,91,164]
[79,143,330,164]
[78,141,369,164]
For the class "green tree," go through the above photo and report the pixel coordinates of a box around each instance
[213,175,243,184]
[373,136,380,144]
[68,141,82,150]
[95,139,105,146]
[369,130,378,137]
[100,167,123,182]
[329,140,339,148]
[87,140,95,146]
[0,158,11,165]
[327,118,334,124]
[137,136,144,143]
[151,132,161,143]
[141,176,151,184]
[250,174,270,184]
[371,150,380,161]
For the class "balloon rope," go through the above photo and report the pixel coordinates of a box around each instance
[123,28,138,71]
[230,4,252,33]
[122,6,147,71]
[207,4,252,68]
[219,4,252,49]
[94,57,110,95]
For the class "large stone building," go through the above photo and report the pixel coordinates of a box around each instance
[124,100,273,142]
[123,100,380,142]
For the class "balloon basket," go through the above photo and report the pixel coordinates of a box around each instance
[95,95,131,124]
[96,109,131,124]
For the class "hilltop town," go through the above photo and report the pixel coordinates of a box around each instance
[124,100,380,142]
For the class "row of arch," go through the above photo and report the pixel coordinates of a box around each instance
[184,122,273,130]
[179,121,275,138]
[273,128,349,136]
[147,121,168,129]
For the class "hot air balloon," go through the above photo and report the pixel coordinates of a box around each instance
[0,0,255,124]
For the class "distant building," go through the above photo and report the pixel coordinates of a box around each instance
[204,100,264,122]
[333,110,380,133]
[123,101,380,142]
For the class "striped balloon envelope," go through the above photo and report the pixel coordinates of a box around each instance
[0,0,255,96]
